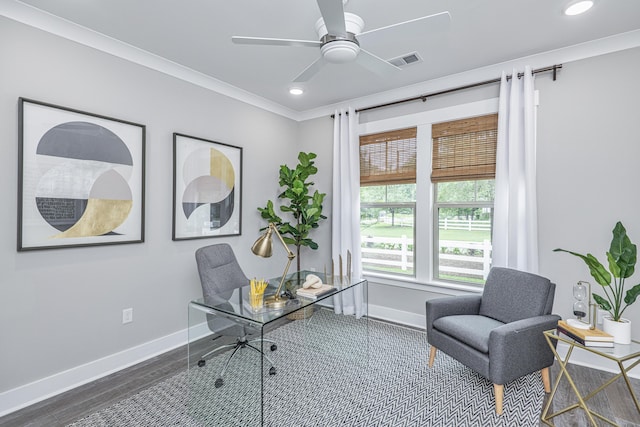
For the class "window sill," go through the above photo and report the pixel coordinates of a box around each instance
[363,271,483,296]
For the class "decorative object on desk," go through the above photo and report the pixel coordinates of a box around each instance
[251,222,295,309]
[556,319,613,347]
[172,133,242,240]
[329,250,352,284]
[18,98,145,251]
[302,273,322,288]
[249,278,268,311]
[257,152,327,283]
[555,221,640,344]
[567,281,596,330]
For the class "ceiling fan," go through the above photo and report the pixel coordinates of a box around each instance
[231,0,450,82]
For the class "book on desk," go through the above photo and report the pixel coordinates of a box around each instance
[296,284,336,300]
[557,319,614,347]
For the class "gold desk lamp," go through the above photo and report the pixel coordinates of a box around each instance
[251,223,295,309]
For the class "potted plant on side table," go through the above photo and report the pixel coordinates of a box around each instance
[555,221,640,344]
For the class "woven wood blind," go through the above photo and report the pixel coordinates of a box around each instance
[360,127,417,186]
[431,113,498,183]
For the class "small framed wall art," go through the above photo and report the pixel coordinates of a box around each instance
[172,133,242,240]
[18,98,146,251]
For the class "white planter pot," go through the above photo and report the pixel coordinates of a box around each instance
[602,316,631,344]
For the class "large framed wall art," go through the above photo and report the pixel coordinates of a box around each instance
[172,133,242,240]
[18,98,146,251]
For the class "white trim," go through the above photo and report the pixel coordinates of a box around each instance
[2,1,639,121]
[0,0,301,121]
[0,323,210,417]
[299,29,640,121]
[368,303,426,329]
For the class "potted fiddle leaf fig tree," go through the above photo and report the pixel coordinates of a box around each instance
[257,152,327,281]
[554,221,640,344]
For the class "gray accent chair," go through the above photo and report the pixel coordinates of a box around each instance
[195,243,277,388]
[426,267,560,415]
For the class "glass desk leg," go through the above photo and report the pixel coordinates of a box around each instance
[187,302,262,426]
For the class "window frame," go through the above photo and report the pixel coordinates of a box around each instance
[358,98,499,293]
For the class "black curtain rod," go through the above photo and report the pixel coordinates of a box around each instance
[331,64,562,118]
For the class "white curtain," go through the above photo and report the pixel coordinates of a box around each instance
[332,107,364,318]
[492,66,539,273]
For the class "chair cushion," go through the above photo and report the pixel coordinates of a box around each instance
[479,267,554,324]
[433,315,505,354]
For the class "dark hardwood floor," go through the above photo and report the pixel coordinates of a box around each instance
[2,335,639,427]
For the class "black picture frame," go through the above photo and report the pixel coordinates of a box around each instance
[172,133,242,241]
[18,98,146,251]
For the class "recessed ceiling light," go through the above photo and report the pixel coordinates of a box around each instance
[289,87,304,95]
[564,1,594,16]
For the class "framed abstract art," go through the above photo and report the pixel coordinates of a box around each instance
[172,133,242,240]
[18,98,146,251]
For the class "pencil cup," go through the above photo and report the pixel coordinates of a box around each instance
[249,292,264,310]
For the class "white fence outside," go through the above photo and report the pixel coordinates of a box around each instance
[439,218,491,231]
[361,235,492,280]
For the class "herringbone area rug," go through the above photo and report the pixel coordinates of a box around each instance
[68,310,544,426]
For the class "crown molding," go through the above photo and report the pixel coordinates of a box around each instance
[3,1,639,123]
[0,0,303,121]
[297,28,640,121]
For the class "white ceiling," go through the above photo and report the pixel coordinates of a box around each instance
[8,0,640,117]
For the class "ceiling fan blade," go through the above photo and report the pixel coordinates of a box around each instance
[358,11,451,47]
[232,36,321,48]
[293,56,328,82]
[316,0,347,37]
[356,49,401,77]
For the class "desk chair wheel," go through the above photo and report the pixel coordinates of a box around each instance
[270,344,277,351]
[269,367,276,375]
[197,359,206,367]
[215,378,224,388]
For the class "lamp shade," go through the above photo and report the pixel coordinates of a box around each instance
[251,228,273,258]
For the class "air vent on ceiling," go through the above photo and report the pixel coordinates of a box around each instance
[388,52,423,68]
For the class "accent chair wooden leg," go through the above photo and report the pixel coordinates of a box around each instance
[428,346,437,367]
[541,367,551,393]
[494,383,504,415]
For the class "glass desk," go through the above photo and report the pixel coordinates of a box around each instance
[187,271,368,426]
[541,329,640,426]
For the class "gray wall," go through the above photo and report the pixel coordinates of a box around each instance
[0,18,299,393]
[3,11,640,403]
[298,46,640,333]
[537,47,640,330]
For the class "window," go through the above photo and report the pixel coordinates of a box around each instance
[432,114,498,285]
[360,127,416,276]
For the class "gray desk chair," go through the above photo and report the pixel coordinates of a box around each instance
[426,267,560,415]
[195,243,277,388]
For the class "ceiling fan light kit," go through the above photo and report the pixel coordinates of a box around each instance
[320,38,359,63]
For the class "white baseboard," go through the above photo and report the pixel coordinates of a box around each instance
[0,323,211,418]
[368,304,426,329]
[2,307,636,417]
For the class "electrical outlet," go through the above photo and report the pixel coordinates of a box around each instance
[122,308,133,324]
